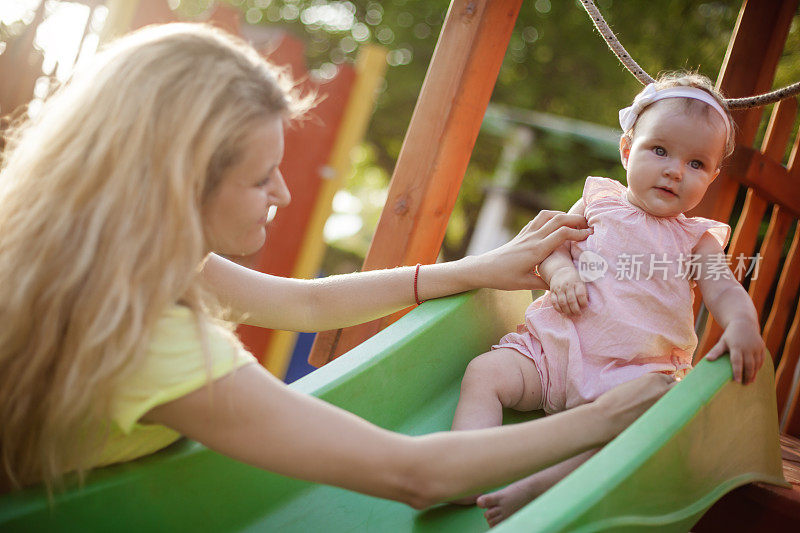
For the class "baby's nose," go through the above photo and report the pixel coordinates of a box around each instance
[663,162,682,180]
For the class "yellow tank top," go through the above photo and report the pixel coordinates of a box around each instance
[92,305,257,468]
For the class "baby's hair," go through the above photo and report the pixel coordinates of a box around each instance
[627,71,736,160]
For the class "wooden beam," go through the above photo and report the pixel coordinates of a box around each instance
[689,0,798,221]
[725,148,800,219]
[309,0,523,365]
[730,99,798,219]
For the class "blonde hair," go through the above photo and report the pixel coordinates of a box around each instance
[626,71,736,160]
[0,23,309,494]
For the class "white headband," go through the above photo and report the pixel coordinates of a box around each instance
[619,83,731,138]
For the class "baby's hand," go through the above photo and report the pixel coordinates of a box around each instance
[705,319,766,385]
[548,266,588,316]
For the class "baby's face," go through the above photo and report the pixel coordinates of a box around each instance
[620,101,726,217]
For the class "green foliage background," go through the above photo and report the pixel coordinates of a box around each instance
[180,0,799,263]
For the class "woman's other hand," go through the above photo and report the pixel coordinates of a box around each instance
[465,210,592,291]
[593,373,675,437]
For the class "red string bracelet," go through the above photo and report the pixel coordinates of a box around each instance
[414,263,425,305]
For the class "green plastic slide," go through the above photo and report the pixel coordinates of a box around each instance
[0,289,786,532]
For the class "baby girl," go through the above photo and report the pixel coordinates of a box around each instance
[451,73,766,526]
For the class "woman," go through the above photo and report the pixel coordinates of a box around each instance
[0,23,671,503]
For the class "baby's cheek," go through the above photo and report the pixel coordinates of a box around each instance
[687,186,709,208]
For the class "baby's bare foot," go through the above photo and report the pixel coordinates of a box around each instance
[476,479,544,527]
[477,449,598,526]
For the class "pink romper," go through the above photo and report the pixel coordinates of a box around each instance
[494,176,730,414]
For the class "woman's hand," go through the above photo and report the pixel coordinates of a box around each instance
[465,210,592,291]
[141,362,672,509]
[593,373,675,437]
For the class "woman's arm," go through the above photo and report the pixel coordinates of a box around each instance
[201,211,591,332]
[141,364,671,509]
[694,234,765,385]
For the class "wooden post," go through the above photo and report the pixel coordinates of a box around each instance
[689,0,799,222]
[309,0,523,366]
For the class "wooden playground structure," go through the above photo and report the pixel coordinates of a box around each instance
[1,0,799,529]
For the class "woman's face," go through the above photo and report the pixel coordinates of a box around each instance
[202,117,290,256]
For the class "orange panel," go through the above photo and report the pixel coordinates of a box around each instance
[129,0,178,29]
[206,2,241,35]
[749,209,793,317]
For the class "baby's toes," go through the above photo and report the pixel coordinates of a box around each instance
[485,509,505,528]
[476,493,499,509]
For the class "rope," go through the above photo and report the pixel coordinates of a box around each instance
[580,0,654,86]
[579,0,800,110]
[725,81,800,109]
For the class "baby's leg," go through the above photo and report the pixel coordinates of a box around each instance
[477,449,598,527]
[451,348,544,431]
[450,348,544,504]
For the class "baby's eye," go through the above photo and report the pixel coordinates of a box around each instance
[256,176,271,187]
[653,146,666,156]
[689,160,704,170]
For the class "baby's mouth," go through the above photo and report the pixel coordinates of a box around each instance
[654,186,678,197]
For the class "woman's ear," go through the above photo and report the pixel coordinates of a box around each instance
[619,135,631,170]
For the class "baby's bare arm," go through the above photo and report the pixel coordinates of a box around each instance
[537,246,575,284]
[694,233,765,384]
[538,200,590,315]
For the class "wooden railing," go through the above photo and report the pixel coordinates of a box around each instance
[694,97,800,438]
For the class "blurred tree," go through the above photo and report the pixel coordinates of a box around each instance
[195,0,745,169]
[6,0,796,260]
[194,0,760,259]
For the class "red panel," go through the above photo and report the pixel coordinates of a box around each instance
[235,33,356,363]
[206,3,241,36]
[125,3,358,367]
[129,0,178,29]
